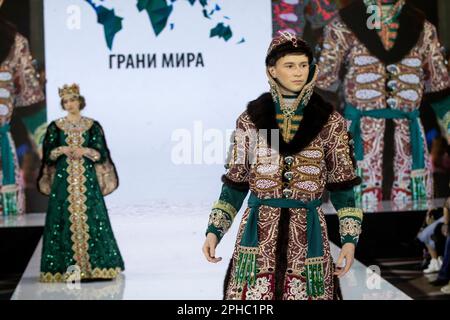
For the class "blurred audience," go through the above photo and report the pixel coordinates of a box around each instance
[417,207,445,273]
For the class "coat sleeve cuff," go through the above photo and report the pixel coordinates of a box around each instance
[205,200,237,242]
[337,207,363,246]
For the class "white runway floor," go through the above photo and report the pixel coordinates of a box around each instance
[8,204,411,300]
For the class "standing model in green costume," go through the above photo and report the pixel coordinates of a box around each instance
[37,84,124,282]
[203,32,363,300]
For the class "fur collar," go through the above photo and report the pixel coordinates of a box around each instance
[246,92,333,155]
[0,17,17,64]
[339,0,425,65]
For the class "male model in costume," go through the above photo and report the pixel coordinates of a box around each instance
[203,32,363,300]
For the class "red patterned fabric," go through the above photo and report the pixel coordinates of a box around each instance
[272,0,338,37]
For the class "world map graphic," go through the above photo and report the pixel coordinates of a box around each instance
[84,0,243,50]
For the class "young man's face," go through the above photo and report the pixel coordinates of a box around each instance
[268,54,310,95]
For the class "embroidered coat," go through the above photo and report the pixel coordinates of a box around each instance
[316,1,450,202]
[207,90,363,300]
[0,33,44,215]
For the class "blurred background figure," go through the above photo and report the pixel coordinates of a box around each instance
[0,0,45,216]
[315,0,450,204]
[417,207,445,273]
[429,197,450,293]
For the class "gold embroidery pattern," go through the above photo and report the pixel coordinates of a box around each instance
[336,207,363,220]
[290,149,323,196]
[67,154,90,276]
[39,267,122,283]
[212,200,237,220]
[245,276,272,300]
[285,276,308,300]
[208,208,232,236]
[237,246,259,255]
[339,217,362,238]
[335,131,353,168]
[56,117,93,132]
[276,114,303,142]
[57,117,95,278]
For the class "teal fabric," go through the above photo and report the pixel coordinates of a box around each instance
[206,183,248,241]
[329,189,360,245]
[344,103,424,170]
[430,95,450,120]
[0,124,15,185]
[243,193,323,259]
[218,183,249,213]
[329,189,356,211]
[235,193,325,293]
[339,214,362,246]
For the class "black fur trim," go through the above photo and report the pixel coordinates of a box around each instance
[339,0,425,65]
[423,87,450,104]
[274,208,290,300]
[222,258,233,300]
[221,175,250,192]
[326,176,362,192]
[246,92,333,156]
[0,17,17,64]
[36,121,59,195]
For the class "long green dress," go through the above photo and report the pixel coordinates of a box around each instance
[37,116,124,282]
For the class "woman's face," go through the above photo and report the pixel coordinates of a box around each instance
[63,96,80,113]
[0,0,4,8]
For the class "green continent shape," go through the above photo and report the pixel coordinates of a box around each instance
[137,0,173,36]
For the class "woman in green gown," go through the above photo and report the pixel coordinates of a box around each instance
[37,83,124,282]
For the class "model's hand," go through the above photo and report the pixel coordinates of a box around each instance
[334,243,355,278]
[70,147,86,159]
[60,146,72,157]
[202,233,222,263]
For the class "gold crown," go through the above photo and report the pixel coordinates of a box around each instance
[58,83,80,99]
